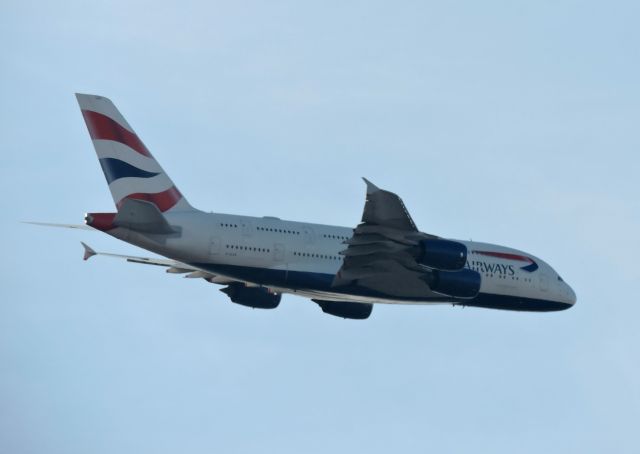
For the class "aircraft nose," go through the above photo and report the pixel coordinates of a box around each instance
[566,284,577,306]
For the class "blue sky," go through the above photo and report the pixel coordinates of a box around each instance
[1,1,639,453]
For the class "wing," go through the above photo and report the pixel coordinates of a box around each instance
[333,179,440,298]
[24,221,94,230]
[80,242,235,283]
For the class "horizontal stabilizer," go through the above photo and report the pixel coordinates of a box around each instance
[114,198,177,234]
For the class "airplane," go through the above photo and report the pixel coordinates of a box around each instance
[33,94,577,319]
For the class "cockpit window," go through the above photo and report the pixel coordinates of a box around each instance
[557,275,564,282]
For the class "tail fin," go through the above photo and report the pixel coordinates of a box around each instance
[75,93,194,212]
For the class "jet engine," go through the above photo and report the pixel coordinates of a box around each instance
[312,300,373,320]
[417,239,467,271]
[422,268,481,298]
[220,283,281,309]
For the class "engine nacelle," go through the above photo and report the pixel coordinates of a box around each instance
[313,300,373,319]
[423,268,481,298]
[220,284,281,309]
[417,239,467,271]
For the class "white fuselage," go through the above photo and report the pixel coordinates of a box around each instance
[108,210,576,311]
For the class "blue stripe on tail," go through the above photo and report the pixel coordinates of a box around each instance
[99,158,159,184]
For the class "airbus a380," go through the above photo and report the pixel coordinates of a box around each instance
[35,94,576,319]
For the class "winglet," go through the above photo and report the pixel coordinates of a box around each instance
[81,242,97,261]
[362,177,380,194]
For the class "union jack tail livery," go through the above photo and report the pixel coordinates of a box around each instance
[76,93,193,213]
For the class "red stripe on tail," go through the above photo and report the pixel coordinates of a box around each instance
[82,110,152,157]
[85,212,116,231]
[116,186,182,212]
